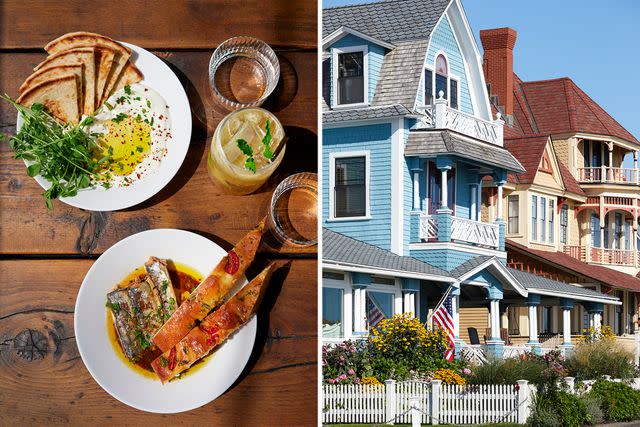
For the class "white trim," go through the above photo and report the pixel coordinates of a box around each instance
[390,118,404,255]
[322,26,396,50]
[409,241,507,258]
[454,256,528,297]
[322,275,353,339]
[328,150,371,221]
[528,289,621,305]
[322,262,457,283]
[323,117,410,129]
[331,45,369,108]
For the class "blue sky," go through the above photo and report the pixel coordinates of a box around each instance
[322,0,640,139]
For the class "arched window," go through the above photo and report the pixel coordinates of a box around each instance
[424,53,459,109]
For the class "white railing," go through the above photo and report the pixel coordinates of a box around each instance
[323,379,526,424]
[418,213,438,241]
[459,344,488,365]
[415,99,503,145]
[562,244,638,267]
[577,166,640,184]
[503,345,530,359]
[451,216,500,249]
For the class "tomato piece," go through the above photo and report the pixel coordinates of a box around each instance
[167,347,177,371]
[224,251,239,275]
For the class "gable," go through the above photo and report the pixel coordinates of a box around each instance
[419,14,474,114]
[532,141,564,191]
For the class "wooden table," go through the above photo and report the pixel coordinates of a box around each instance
[0,1,318,424]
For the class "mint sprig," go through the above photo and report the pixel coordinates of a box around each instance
[262,119,273,160]
[237,138,256,173]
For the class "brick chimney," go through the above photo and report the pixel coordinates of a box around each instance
[480,27,517,121]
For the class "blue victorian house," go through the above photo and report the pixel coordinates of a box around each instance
[321,0,619,359]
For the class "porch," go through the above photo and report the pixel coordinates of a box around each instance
[576,138,640,186]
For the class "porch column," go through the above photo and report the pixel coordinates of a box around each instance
[634,151,639,184]
[584,302,605,330]
[527,294,541,354]
[402,279,420,318]
[440,168,448,209]
[486,285,505,359]
[560,298,574,349]
[451,287,460,339]
[496,182,505,221]
[477,181,483,221]
[470,184,478,221]
[608,145,613,181]
[351,272,371,334]
[412,165,422,211]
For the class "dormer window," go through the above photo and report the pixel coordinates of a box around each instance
[424,53,459,109]
[332,45,369,107]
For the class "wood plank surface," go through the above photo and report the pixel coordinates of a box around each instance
[0,0,318,50]
[0,258,317,425]
[0,50,317,255]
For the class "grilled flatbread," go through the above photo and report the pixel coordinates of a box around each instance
[16,74,80,124]
[111,61,144,95]
[93,46,117,107]
[44,32,132,104]
[34,48,95,116]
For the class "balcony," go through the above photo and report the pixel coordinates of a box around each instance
[562,244,639,267]
[577,167,640,185]
[415,96,503,146]
[417,213,501,250]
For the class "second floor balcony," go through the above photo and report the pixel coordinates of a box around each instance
[417,212,501,250]
[578,166,640,185]
[415,94,504,146]
[563,244,640,267]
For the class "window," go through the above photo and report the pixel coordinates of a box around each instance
[531,195,538,240]
[604,215,610,249]
[366,291,394,328]
[449,79,458,110]
[337,51,365,105]
[435,55,448,100]
[548,200,555,243]
[332,155,367,219]
[507,195,519,234]
[540,197,546,242]
[591,213,601,248]
[560,205,569,244]
[424,69,433,105]
[322,287,343,338]
[615,213,623,250]
[625,221,631,251]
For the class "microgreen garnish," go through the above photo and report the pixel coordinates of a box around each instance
[162,280,169,293]
[262,119,273,160]
[0,95,105,209]
[112,113,128,123]
[80,116,95,126]
[237,138,256,173]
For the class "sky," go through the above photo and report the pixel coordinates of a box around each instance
[322,0,640,139]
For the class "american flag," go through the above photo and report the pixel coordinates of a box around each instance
[432,291,455,362]
[366,293,386,328]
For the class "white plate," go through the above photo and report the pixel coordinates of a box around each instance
[17,42,192,211]
[74,229,256,413]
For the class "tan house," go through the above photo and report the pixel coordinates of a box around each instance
[480,27,640,341]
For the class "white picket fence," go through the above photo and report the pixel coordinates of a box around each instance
[323,379,531,425]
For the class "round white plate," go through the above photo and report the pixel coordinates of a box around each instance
[17,42,192,211]
[74,229,256,413]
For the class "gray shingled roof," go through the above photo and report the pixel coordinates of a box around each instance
[323,104,412,124]
[405,130,526,172]
[323,0,450,43]
[371,40,429,110]
[508,268,620,303]
[323,228,452,279]
[450,256,494,278]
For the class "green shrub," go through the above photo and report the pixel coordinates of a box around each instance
[579,395,604,425]
[528,390,588,427]
[589,380,640,421]
[565,339,637,381]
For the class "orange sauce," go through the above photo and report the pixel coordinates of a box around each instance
[107,261,211,380]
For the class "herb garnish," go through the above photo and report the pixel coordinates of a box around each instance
[0,96,108,209]
[112,113,128,123]
[262,119,273,160]
[168,297,176,311]
[124,85,132,95]
[159,356,168,368]
[162,279,169,293]
[237,138,256,173]
[105,301,120,312]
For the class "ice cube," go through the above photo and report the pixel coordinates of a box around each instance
[223,120,264,167]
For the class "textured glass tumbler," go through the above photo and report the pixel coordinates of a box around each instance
[208,36,280,110]
[268,172,318,246]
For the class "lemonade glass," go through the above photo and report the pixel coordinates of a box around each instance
[207,107,286,195]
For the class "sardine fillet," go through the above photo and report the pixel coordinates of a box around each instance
[152,219,266,352]
[145,256,177,318]
[151,264,273,383]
